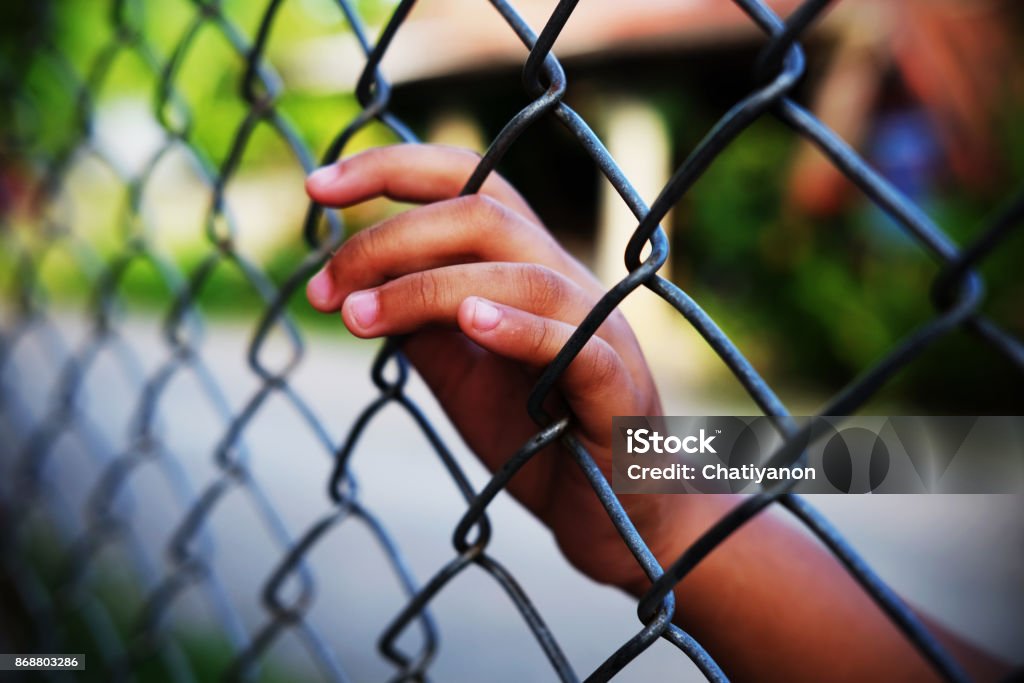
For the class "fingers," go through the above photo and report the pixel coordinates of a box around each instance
[306,195,566,313]
[306,144,539,222]
[302,142,650,418]
[457,296,635,431]
[337,262,595,339]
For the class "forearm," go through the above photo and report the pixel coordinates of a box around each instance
[623,494,1008,683]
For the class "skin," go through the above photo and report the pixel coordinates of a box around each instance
[305,144,1009,683]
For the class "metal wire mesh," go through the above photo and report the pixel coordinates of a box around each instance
[1,0,1022,681]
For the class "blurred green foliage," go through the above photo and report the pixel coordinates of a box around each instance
[7,532,302,682]
[3,0,398,333]
[14,0,392,164]
[674,114,1024,411]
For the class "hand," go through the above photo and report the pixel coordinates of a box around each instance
[304,143,679,589]
[304,143,1011,683]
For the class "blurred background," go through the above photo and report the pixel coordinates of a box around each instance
[1,0,1023,681]
[4,0,1024,410]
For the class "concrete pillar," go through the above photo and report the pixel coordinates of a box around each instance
[595,97,682,371]
[595,97,673,289]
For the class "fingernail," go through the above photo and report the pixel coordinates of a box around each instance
[345,290,379,330]
[471,298,501,331]
[308,163,341,186]
[307,267,334,307]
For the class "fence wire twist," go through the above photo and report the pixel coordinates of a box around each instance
[0,0,1022,682]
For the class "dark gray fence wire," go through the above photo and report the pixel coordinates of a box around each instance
[0,0,1022,681]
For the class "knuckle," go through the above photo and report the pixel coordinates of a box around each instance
[347,224,381,262]
[529,318,558,359]
[458,193,507,228]
[353,145,387,170]
[585,340,621,388]
[519,264,564,316]
[411,270,446,310]
[601,309,631,340]
[335,223,383,278]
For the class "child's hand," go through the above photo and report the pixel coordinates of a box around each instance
[304,143,680,590]
[304,144,1010,682]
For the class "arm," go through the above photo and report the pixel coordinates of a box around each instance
[305,143,1009,682]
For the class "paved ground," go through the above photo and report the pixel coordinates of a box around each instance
[1,313,1021,681]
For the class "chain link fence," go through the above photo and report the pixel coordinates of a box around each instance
[1,0,1022,681]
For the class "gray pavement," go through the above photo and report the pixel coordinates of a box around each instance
[1,313,1020,681]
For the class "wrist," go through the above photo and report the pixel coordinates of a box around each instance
[618,493,742,598]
